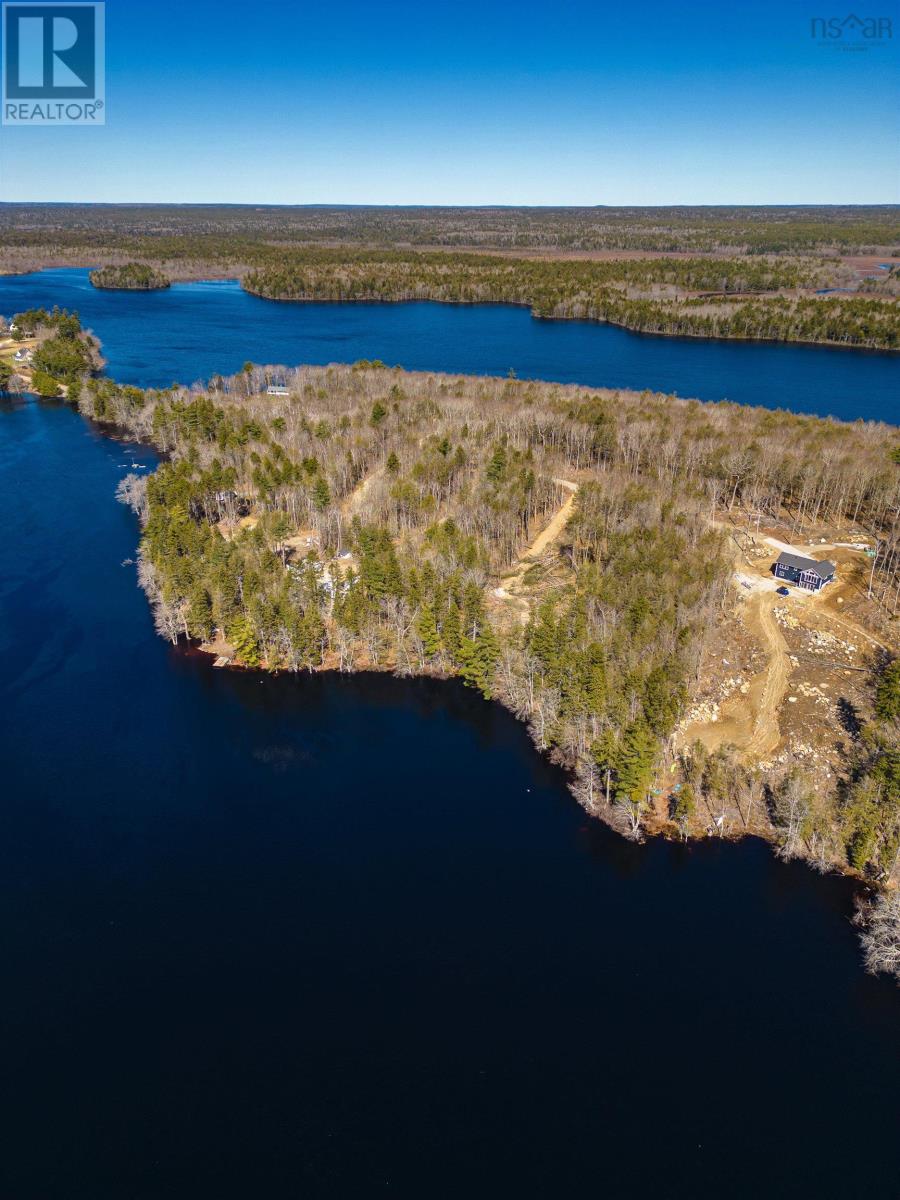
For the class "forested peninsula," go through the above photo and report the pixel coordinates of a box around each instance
[242,251,900,349]
[5,303,900,981]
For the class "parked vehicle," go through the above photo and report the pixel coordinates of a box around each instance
[777,586,790,596]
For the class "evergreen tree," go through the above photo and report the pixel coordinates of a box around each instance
[875,660,900,722]
[370,400,387,427]
[312,476,331,511]
[442,602,462,661]
[417,603,441,658]
[229,614,261,667]
[31,368,61,397]
[486,444,507,483]
[672,783,696,839]
[458,624,500,698]
[615,717,657,805]
[186,580,214,640]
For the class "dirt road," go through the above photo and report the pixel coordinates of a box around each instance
[498,479,578,590]
[743,595,790,759]
[492,479,578,623]
[679,590,789,762]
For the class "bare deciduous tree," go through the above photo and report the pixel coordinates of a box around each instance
[857,891,900,983]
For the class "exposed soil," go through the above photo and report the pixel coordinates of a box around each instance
[676,516,895,792]
[341,465,385,519]
[491,479,578,625]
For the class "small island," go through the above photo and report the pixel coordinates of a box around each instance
[89,262,171,291]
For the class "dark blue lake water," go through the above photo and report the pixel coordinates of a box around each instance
[0,280,899,1197]
[1,267,897,422]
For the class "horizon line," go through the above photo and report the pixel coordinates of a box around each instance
[2,200,899,211]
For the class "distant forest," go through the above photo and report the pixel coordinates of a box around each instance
[2,202,899,252]
[2,203,897,350]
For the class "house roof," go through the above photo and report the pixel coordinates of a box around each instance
[775,551,836,578]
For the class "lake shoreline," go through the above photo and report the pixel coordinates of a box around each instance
[241,285,900,353]
[4,383,900,1195]
[3,283,898,986]
[76,352,893,980]
[3,261,896,352]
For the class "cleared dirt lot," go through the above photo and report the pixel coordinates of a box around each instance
[677,520,895,787]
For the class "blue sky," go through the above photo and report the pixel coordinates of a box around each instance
[0,0,897,203]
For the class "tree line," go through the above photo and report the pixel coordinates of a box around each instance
[73,360,897,839]
[242,251,899,350]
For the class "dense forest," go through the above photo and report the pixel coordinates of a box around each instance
[89,262,171,290]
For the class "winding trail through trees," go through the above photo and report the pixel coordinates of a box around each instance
[493,479,579,619]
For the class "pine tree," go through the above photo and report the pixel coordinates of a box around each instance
[370,400,387,427]
[672,783,696,839]
[229,614,261,667]
[474,623,500,697]
[31,368,61,397]
[442,602,462,661]
[875,660,900,722]
[486,444,507,483]
[590,728,618,806]
[457,625,500,698]
[186,580,214,640]
[297,608,325,668]
[417,603,441,658]
[462,580,484,638]
[312,476,331,511]
[528,601,560,670]
[615,717,657,805]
